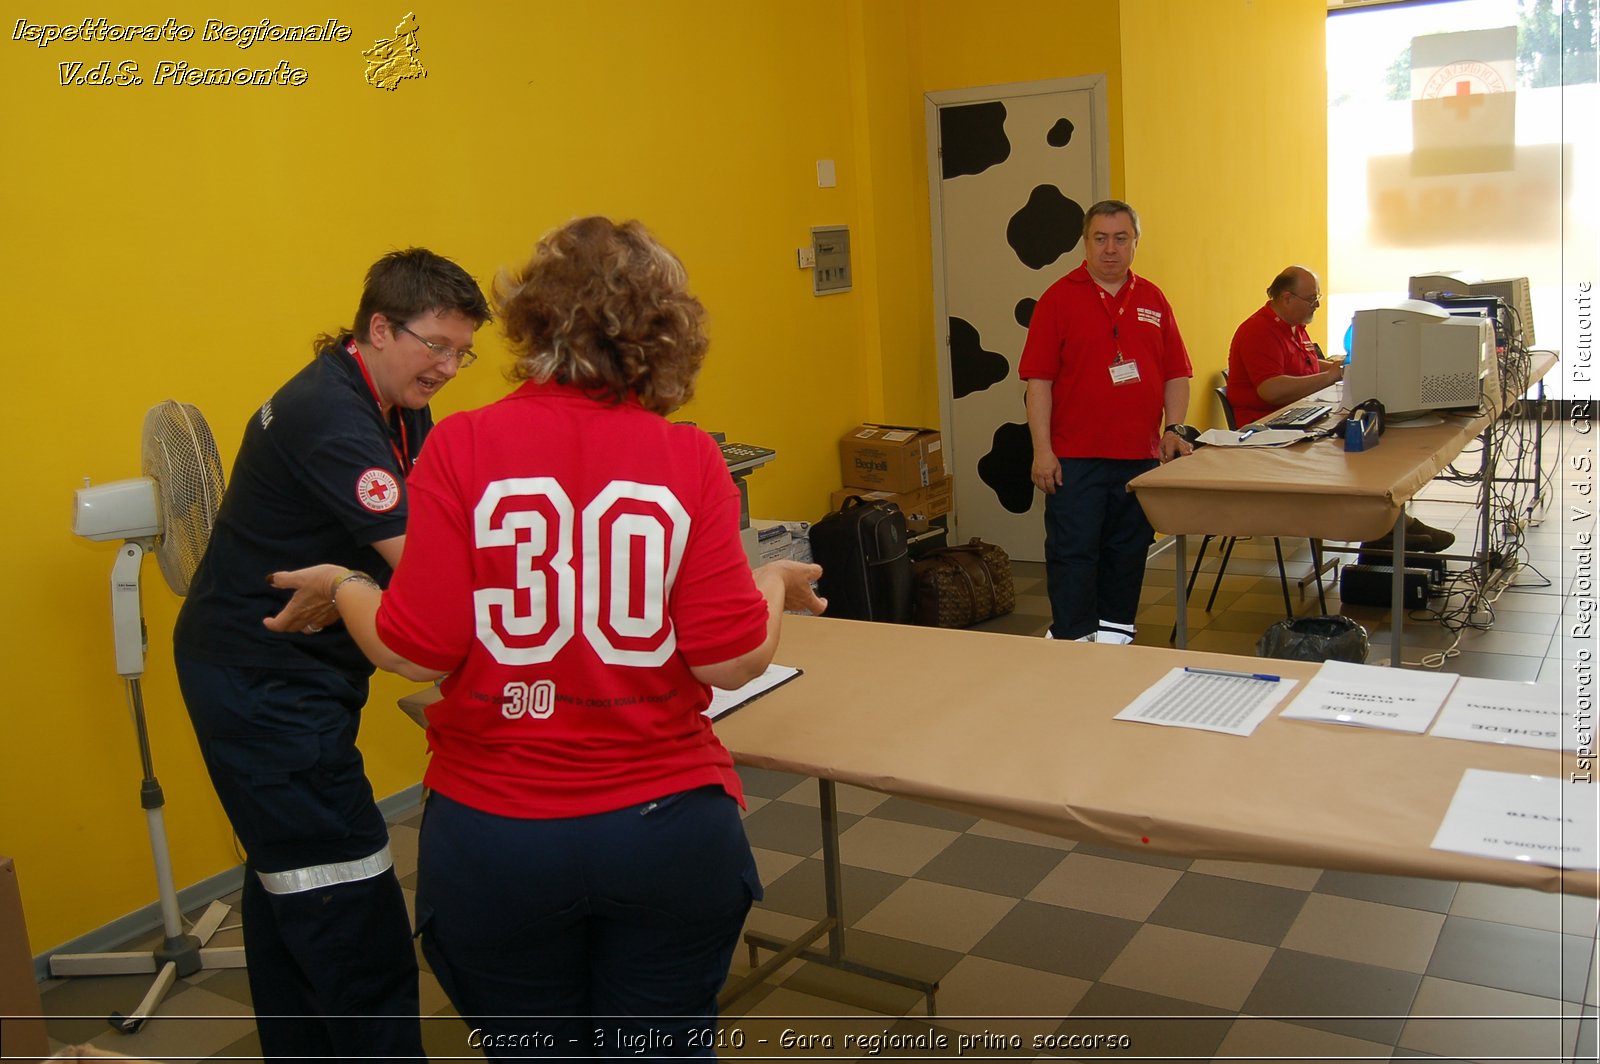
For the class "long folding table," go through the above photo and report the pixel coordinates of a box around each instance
[712,615,1592,1009]
[1129,354,1557,664]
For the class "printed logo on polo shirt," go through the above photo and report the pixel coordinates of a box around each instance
[1137,307,1163,327]
[355,468,401,512]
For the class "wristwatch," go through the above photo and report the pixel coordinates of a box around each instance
[1163,424,1184,436]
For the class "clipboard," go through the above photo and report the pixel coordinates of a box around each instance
[705,664,803,721]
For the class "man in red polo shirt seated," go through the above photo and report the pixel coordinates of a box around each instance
[1226,265,1344,428]
[1227,265,1453,553]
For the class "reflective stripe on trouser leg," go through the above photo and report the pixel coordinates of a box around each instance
[256,843,394,895]
[1096,620,1136,645]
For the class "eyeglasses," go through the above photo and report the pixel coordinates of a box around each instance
[395,321,477,368]
[1288,291,1322,307]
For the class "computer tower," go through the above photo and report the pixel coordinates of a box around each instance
[1339,564,1432,609]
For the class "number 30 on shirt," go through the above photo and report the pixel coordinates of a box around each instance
[472,477,690,668]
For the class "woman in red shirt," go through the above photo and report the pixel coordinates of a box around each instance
[267,216,824,1057]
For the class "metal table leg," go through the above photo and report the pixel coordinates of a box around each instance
[1389,510,1406,667]
[719,779,939,1015]
[1174,534,1189,649]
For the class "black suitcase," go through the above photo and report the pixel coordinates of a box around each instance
[811,497,913,623]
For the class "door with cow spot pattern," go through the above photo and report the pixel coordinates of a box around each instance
[927,76,1109,560]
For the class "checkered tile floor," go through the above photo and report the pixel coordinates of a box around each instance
[38,422,1598,1061]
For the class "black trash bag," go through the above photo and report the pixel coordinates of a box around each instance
[1256,615,1370,663]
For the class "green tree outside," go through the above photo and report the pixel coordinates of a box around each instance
[1379,0,1596,100]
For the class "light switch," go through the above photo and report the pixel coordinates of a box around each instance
[816,159,836,188]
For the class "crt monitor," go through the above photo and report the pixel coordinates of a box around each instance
[1408,272,1535,345]
[1346,301,1494,417]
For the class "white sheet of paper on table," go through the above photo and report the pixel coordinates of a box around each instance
[1431,768,1599,871]
[1196,427,1312,447]
[1278,659,1456,733]
[1115,667,1298,737]
[1430,676,1577,751]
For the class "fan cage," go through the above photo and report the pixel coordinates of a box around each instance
[141,401,225,596]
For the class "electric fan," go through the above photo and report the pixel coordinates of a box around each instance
[55,400,246,1033]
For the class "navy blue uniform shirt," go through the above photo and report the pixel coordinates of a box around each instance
[175,340,431,677]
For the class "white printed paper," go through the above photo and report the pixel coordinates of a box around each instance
[1278,660,1456,733]
[1431,677,1576,751]
[1432,769,1599,871]
[1115,667,1298,737]
[1196,428,1311,447]
[705,664,801,721]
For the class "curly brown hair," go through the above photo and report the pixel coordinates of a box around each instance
[495,217,709,415]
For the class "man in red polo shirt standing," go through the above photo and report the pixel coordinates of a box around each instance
[1020,199,1193,644]
[1226,265,1345,428]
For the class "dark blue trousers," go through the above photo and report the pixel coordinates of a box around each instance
[416,787,761,1061]
[174,655,424,1063]
[1043,457,1158,640]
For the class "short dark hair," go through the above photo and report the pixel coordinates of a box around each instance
[496,217,709,416]
[323,248,491,349]
[1268,266,1314,299]
[1083,199,1141,240]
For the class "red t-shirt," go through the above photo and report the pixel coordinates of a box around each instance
[1017,265,1192,459]
[1227,303,1321,427]
[375,380,769,819]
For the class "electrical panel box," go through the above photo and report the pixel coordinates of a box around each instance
[812,226,851,295]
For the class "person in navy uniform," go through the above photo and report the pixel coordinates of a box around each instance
[174,248,490,1062]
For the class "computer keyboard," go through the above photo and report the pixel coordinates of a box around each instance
[720,441,776,472]
[1264,403,1333,429]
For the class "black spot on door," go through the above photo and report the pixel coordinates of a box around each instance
[1014,298,1037,329]
[1006,186,1085,270]
[949,317,1010,399]
[977,422,1036,515]
[1046,118,1075,147]
[939,102,1010,180]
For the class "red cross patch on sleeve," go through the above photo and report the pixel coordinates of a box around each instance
[356,468,402,512]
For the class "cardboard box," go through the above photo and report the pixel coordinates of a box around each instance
[839,424,945,492]
[830,476,953,525]
[0,857,49,1062]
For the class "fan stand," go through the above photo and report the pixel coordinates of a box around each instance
[48,542,247,1033]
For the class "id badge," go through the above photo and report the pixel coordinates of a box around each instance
[1109,359,1141,386]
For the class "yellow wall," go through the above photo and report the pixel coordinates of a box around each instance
[1120,0,1329,427]
[848,0,1130,428]
[3,0,877,952]
[3,0,1326,954]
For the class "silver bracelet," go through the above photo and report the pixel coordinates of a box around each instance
[330,569,379,607]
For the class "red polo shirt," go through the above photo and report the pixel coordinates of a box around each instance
[375,379,770,819]
[1018,265,1192,460]
[1227,303,1321,427]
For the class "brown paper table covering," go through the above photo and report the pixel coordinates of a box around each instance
[1128,353,1557,541]
[712,617,1595,897]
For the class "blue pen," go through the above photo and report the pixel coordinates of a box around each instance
[1184,666,1281,682]
[1237,427,1257,441]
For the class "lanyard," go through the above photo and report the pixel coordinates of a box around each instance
[1283,320,1316,371]
[1098,275,1136,362]
[344,339,411,475]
